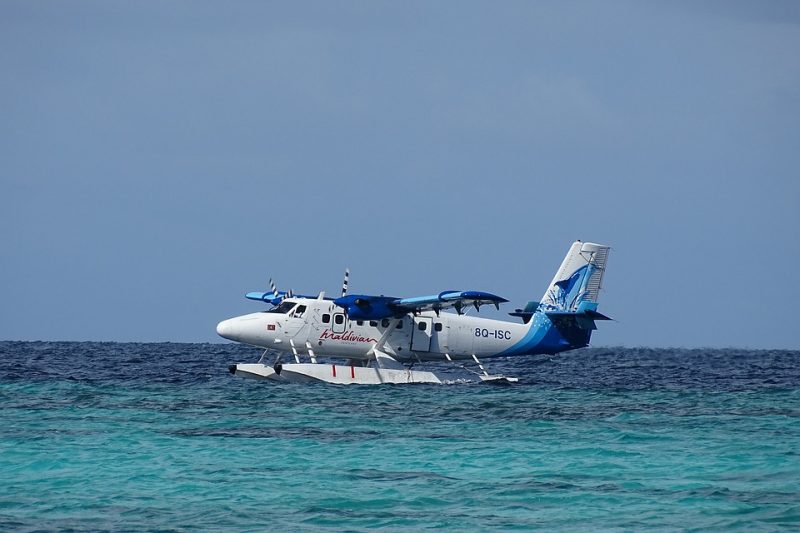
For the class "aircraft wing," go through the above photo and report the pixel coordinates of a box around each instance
[334,291,508,320]
[392,291,508,314]
[245,290,322,305]
[245,291,284,305]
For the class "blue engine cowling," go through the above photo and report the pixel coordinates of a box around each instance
[333,295,399,320]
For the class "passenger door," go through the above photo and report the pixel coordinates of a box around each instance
[331,313,347,334]
[429,320,449,353]
[411,316,433,352]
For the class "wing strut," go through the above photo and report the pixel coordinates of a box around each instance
[367,318,403,357]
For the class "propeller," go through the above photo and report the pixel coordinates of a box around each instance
[267,277,291,302]
[341,268,350,297]
[269,278,279,300]
[335,268,352,316]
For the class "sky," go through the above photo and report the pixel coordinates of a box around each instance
[1,1,798,348]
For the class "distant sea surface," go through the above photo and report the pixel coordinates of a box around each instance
[1,342,798,531]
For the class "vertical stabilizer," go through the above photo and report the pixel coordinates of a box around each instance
[539,241,610,312]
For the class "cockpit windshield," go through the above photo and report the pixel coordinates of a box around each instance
[266,301,296,314]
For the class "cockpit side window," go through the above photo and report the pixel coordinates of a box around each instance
[293,305,307,318]
[267,301,296,314]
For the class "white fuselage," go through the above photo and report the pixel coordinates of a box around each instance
[216,297,530,363]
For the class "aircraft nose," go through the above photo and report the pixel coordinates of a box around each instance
[216,319,233,339]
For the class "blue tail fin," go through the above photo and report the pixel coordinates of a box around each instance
[500,241,612,356]
[540,241,610,313]
[539,241,611,349]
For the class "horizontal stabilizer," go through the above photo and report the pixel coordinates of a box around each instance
[545,310,612,331]
[584,309,612,321]
[545,300,612,330]
[509,301,540,323]
[545,310,612,321]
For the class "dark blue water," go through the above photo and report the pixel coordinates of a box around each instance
[1,342,798,530]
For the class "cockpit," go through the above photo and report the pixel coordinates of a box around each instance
[265,301,307,318]
[266,301,296,314]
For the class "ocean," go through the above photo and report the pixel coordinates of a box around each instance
[1,342,798,531]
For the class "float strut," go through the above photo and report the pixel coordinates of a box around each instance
[305,341,318,364]
[472,354,489,377]
[289,339,300,363]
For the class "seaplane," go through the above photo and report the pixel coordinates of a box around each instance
[218,240,611,384]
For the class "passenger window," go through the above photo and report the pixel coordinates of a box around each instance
[396,321,403,329]
[381,319,390,328]
[322,314,330,324]
[334,314,344,325]
[293,305,307,318]
[418,322,427,331]
[435,322,443,332]
[357,320,364,326]
[369,321,378,327]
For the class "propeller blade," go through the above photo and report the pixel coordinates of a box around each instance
[341,268,350,297]
[269,278,279,299]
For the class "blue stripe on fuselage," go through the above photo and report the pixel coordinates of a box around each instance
[496,312,572,356]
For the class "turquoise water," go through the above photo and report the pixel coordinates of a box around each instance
[1,342,799,530]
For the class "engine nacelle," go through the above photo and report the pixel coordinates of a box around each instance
[333,295,398,320]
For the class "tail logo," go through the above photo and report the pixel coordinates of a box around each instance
[541,264,596,312]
